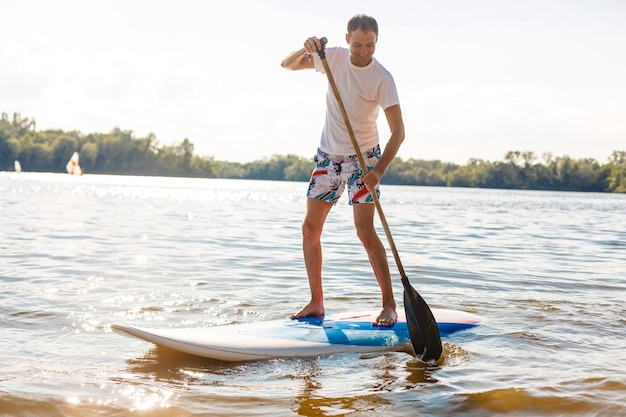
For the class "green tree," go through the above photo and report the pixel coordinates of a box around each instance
[606,151,626,193]
[284,156,313,181]
[80,142,99,169]
[53,135,79,168]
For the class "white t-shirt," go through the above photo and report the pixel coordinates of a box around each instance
[314,47,400,155]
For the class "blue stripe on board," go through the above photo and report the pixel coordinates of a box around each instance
[291,317,477,343]
[322,324,350,345]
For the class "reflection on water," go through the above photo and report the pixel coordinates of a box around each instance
[119,346,443,416]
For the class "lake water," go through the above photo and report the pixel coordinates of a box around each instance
[1,172,625,416]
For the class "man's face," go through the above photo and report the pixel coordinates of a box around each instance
[346,29,377,67]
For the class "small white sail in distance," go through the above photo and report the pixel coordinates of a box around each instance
[66,152,83,175]
[14,160,22,173]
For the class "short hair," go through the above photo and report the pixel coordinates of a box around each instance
[347,14,378,38]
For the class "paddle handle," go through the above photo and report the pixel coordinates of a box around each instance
[316,40,406,279]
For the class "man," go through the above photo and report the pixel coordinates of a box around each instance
[281,14,405,326]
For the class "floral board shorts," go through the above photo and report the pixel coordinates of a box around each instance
[307,145,381,205]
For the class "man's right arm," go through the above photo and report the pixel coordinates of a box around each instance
[281,37,324,70]
[280,48,313,70]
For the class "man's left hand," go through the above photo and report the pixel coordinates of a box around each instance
[362,168,382,191]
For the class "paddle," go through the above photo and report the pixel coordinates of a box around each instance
[315,37,442,361]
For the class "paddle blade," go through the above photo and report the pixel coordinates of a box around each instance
[402,277,442,361]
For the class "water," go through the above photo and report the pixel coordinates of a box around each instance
[1,172,624,416]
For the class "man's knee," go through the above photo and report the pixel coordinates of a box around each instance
[355,224,378,248]
[302,219,322,244]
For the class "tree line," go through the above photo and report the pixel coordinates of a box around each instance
[2,112,625,193]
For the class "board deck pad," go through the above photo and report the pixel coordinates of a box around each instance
[112,308,481,362]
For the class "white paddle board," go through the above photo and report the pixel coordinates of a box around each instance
[112,308,481,362]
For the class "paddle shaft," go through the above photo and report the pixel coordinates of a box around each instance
[316,46,406,278]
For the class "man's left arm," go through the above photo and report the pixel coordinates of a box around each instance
[362,104,405,191]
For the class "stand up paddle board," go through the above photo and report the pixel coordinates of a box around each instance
[112,308,481,362]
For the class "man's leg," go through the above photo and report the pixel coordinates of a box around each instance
[290,197,333,318]
[353,203,398,326]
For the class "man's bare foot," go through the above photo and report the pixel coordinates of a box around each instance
[372,306,398,326]
[290,302,325,319]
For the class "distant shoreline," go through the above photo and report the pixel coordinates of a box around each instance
[2,113,625,193]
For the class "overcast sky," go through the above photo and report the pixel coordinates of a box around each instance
[2,0,625,164]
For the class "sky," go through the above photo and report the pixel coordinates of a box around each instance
[2,0,625,165]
